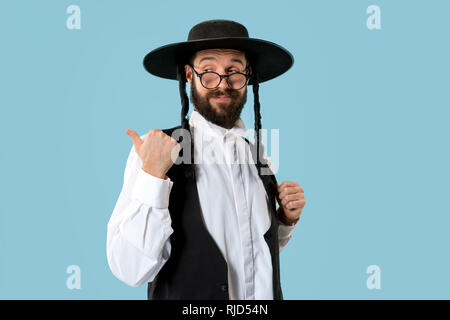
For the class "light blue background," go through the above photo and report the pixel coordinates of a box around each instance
[1,0,449,299]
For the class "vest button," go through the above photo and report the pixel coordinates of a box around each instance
[220,284,228,292]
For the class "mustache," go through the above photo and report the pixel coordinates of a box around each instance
[207,88,238,98]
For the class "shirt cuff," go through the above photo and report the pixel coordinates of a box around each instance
[131,168,173,208]
[278,222,296,239]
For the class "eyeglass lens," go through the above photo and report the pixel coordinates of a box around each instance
[202,72,247,89]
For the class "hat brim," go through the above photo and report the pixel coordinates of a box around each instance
[143,37,294,85]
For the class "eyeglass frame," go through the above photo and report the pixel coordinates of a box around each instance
[188,63,251,90]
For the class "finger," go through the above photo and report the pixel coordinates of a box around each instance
[280,181,300,189]
[279,185,303,196]
[281,192,304,203]
[279,181,300,188]
[284,199,306,210]
[279,186,304,199]
[281,193,304,206]
[125,129,143,150]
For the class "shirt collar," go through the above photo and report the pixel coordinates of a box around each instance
[188,109,247,140]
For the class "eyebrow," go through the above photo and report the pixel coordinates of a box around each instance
[198,56,245,67]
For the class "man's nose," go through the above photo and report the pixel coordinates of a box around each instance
[217,75,230,90]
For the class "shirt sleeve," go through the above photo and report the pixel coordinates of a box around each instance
[278,222,297,252]
[106,140,174,287]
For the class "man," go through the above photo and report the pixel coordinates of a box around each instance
[107,19,306,300]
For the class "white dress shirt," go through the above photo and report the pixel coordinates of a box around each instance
[106,110,297,299]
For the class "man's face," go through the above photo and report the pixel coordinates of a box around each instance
[185,49,251,129]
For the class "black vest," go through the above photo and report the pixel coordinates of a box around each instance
[147,125,283,300]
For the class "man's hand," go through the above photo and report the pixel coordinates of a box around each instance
[276,181,306,226]
[125,129,181,179]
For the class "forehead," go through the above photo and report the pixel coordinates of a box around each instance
[193,48,246,65]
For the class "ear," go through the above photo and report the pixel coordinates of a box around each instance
[184,64,192,86]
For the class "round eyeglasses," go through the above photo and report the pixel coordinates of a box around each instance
[189,63,250,90]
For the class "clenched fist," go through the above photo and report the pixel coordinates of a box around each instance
[276,181,306,226]
[125,129,181,180]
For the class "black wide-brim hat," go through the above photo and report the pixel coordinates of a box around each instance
[143,19,294,85]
